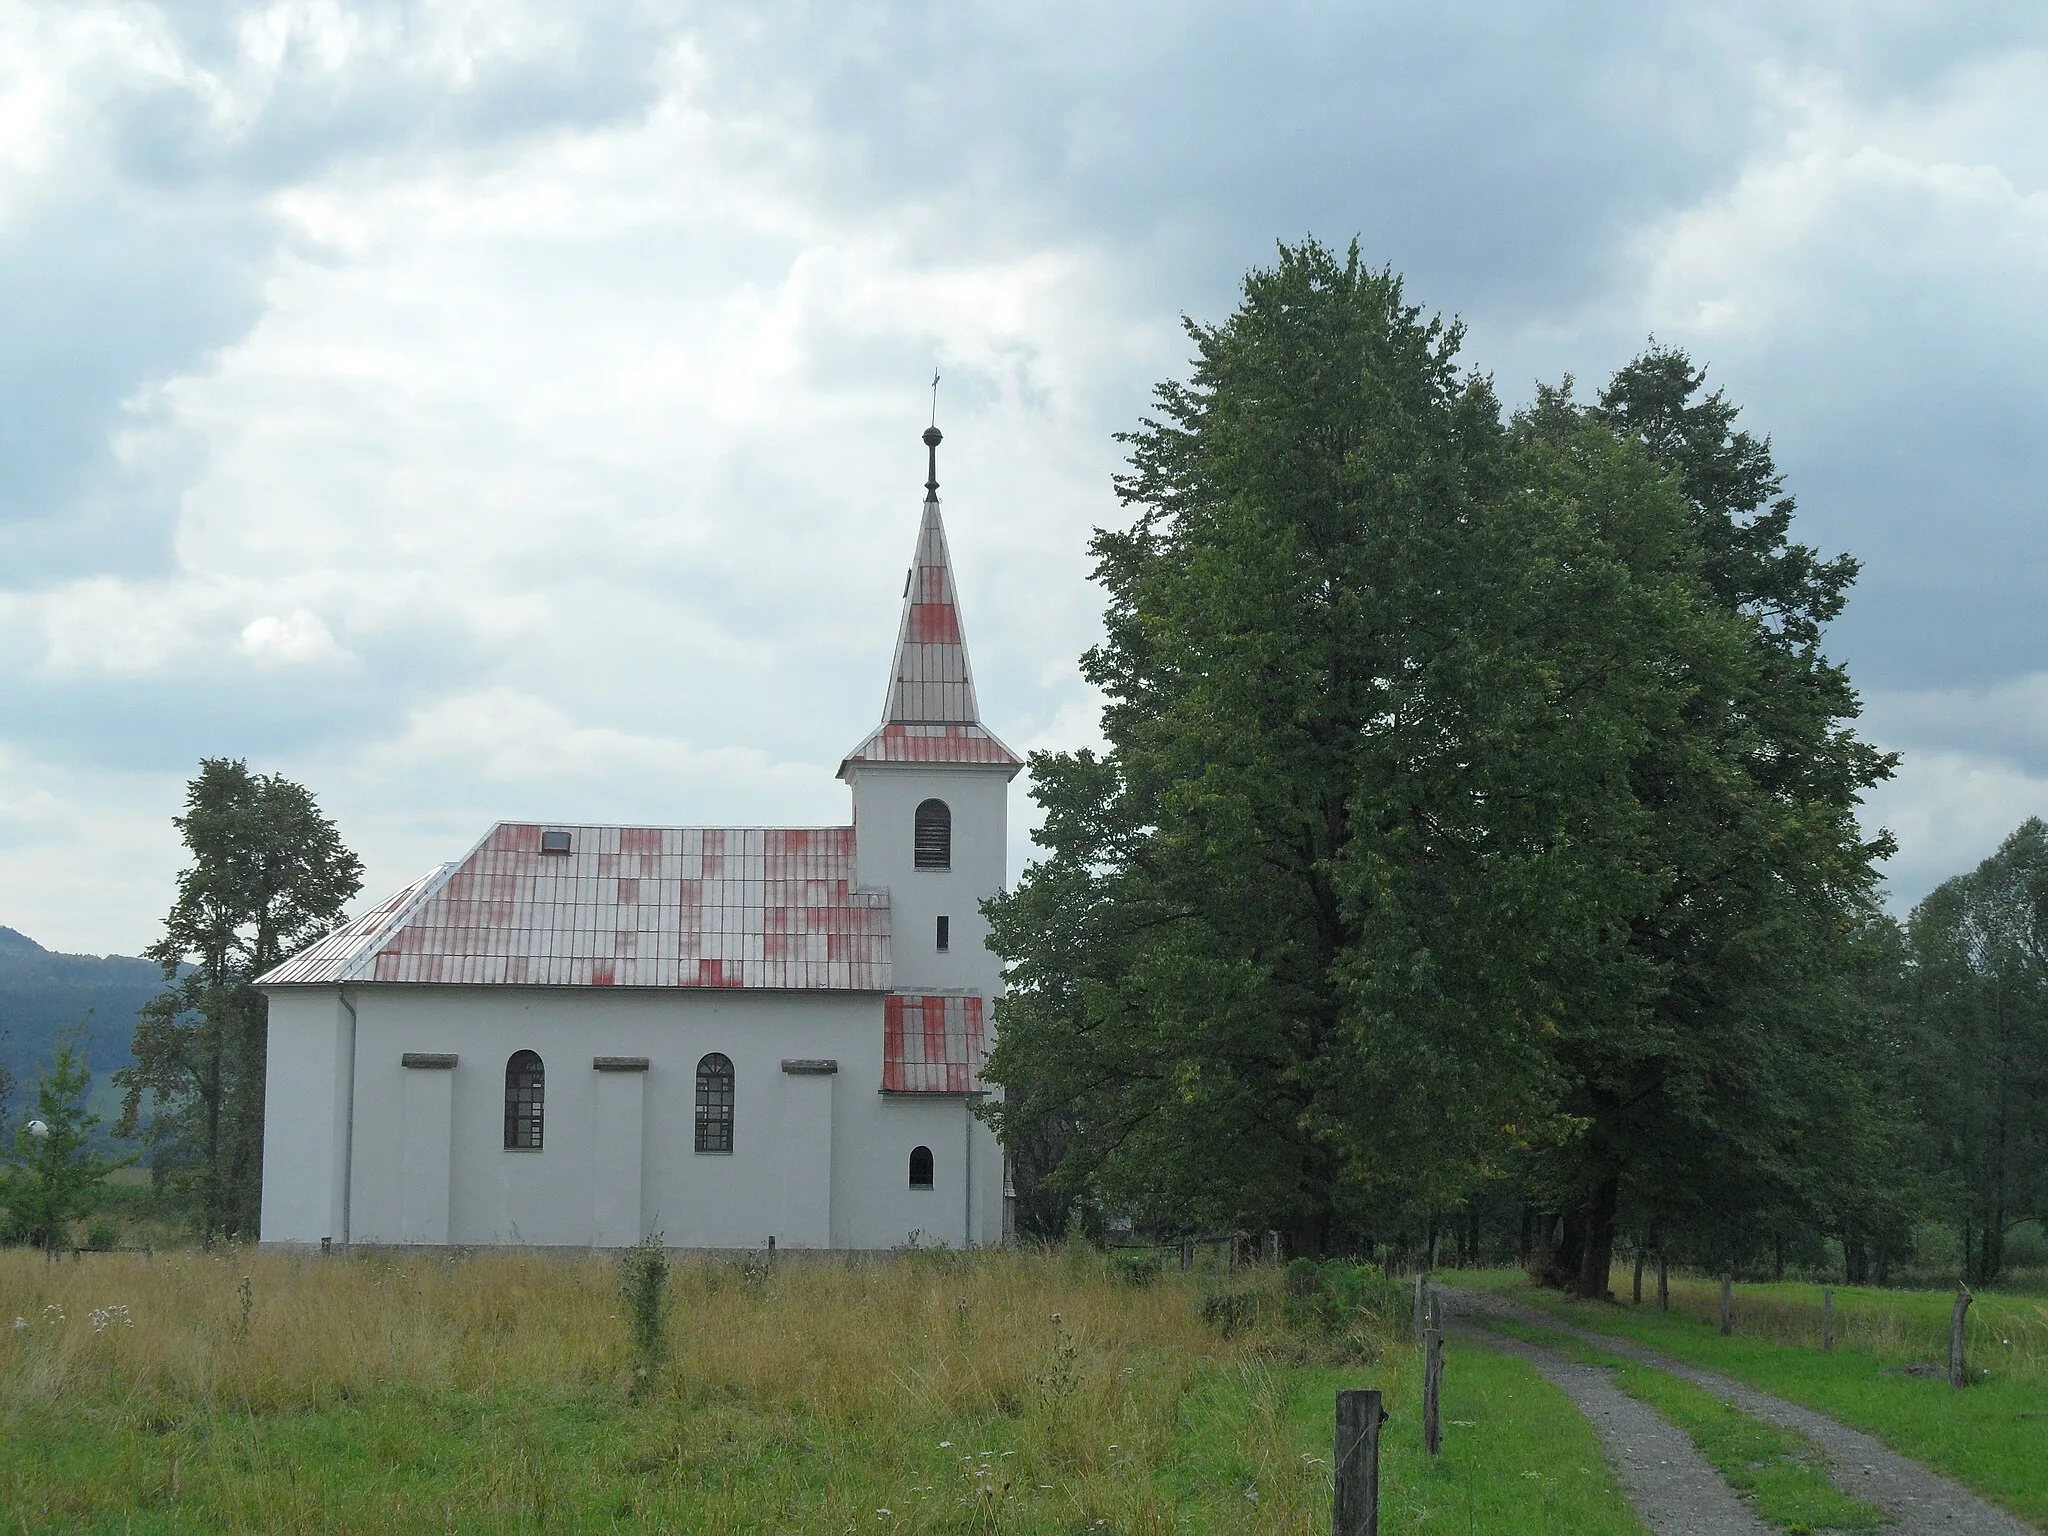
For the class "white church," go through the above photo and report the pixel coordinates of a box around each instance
[257,427,1020,1252]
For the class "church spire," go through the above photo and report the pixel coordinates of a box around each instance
[838,423,1022,777]
[885,424,977,724]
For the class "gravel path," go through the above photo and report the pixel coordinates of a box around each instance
[1444,1286,2038,1535]
[1452,1319,1771,1535]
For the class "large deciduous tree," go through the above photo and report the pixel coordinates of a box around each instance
[116,759,362,1242]
[1524,352,1898,1295]
[983,242,1895,1282]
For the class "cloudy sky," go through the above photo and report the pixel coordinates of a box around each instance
[2,1,2044,956]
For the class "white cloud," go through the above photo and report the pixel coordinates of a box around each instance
[1864,749,2048,911]
[237,609,346,667]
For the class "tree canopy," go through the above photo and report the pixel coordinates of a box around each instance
[983,240,1896,1287]
[1900,818,2048,1284]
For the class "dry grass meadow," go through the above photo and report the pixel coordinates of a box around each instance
[0,1247,1664,1534]
[0,1245,1371,1532]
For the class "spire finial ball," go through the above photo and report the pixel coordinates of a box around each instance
[923,425,943,449]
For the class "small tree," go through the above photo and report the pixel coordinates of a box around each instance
[0,1040,136,1251]
[117,759,363,1242]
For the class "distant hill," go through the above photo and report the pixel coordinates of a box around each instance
[0,925,162,1117]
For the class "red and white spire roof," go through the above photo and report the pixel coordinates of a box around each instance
[840,426,1023,777]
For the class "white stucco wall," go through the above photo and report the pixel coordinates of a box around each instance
[259,987,356,1245]
[261,983,1001,1251]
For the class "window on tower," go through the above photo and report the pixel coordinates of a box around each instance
[936,914,950,951]
[909,1145,935,1189]
[914,799,951,869]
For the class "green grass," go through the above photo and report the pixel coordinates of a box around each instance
[0,1249,1652,1534]
[1481,1321,1886,1532]
[1462,1273,2048,1529]
[0,1341,1651,1534]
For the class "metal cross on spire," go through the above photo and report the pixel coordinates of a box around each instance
[923,370,942,497]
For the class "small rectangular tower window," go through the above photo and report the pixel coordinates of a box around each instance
[540,830,572,855]
[936,915,950,952]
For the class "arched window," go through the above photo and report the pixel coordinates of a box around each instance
[504,1050,544,1150]
[909,1145,934,1189]
[913,799,951,870]
[695,1053,735,1153]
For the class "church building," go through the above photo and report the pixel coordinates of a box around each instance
[256,427,1021,1251]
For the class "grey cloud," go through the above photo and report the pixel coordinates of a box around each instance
[0,193,264,566]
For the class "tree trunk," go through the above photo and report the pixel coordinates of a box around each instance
[1632,1246,1645,1304]
[1574,1172,1619,1300]
[1842,1213,1868,1286]
[203,1015,224,1246]
[1537,1211,1582,1291]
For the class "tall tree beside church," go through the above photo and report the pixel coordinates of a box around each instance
[1522,354,1898,1294]
[984,241,1779,1250]
[117,760,362,1241]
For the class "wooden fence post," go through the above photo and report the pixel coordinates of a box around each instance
[1180,1239,1194,1272]
[1719,1274,1733,1336]
[1423,1328,1444,1458]
[1334,1389,1384,1536]
[1822,1285,1834,1353]
[1412,1273,1426,1341]
[1948,1283,1974,1389]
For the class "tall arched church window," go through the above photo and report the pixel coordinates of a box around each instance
[695,1053,735,1153]
[913,799,951,870]
[504,1050,544,1150]
[909,1145,935,1189]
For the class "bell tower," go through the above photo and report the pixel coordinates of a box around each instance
[839,425,1022,996]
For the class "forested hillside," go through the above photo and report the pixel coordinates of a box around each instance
[0,925,156,1117]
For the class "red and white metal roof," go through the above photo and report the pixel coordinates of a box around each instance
[882,993,987,1093]
[258,823,890,991]
[841,490,1021,776]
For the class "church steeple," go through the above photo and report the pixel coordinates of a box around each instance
[885,426,980,725]
[838,426,1022,777]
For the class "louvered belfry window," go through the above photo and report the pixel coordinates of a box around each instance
[913,799,951,870]
[695,1053,735,1153]
[504,1050,545,1150]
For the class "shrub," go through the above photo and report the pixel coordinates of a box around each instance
[619,1233,670,1396]
[1112,1252,1163,1287]
[1200,1289,1258,1338]
[1280,1261,1405,1360]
